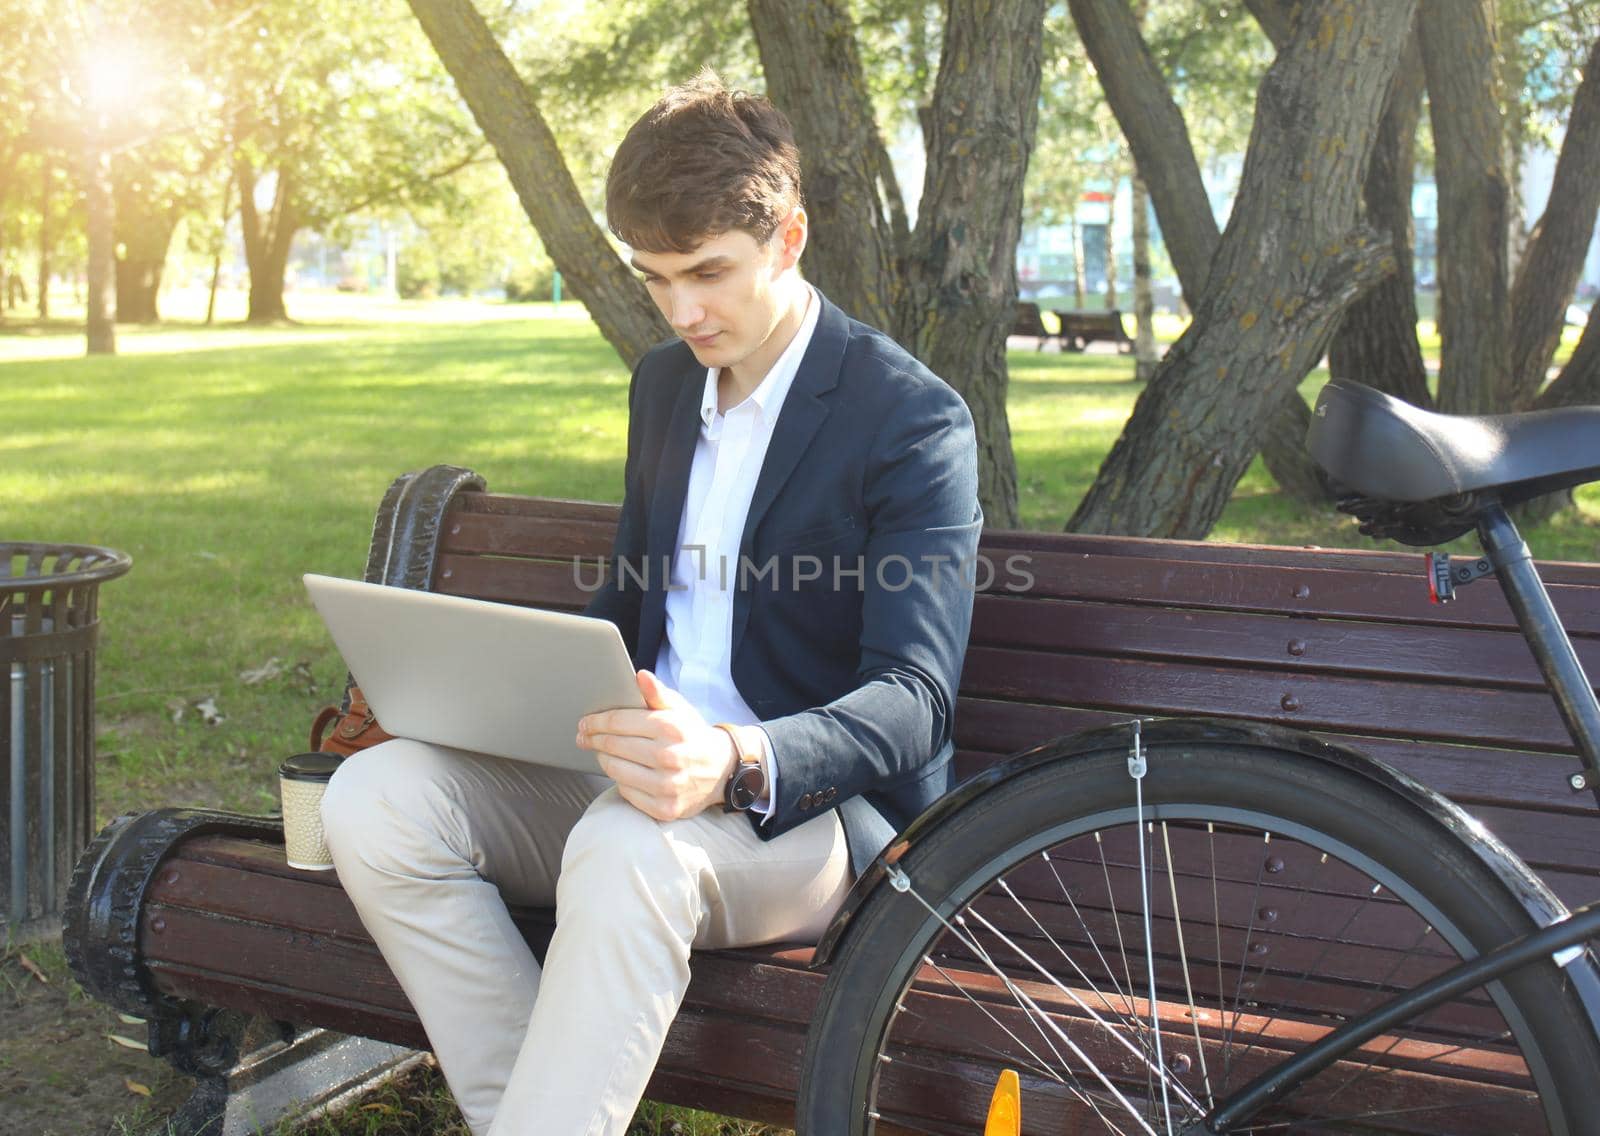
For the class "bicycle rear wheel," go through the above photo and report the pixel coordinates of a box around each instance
[797,739,1600,1135]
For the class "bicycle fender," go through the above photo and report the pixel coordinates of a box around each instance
[812,717,1600,1032]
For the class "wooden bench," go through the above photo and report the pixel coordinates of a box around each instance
[64,465,1600,1134]
[1053,307,1135,352]
[1009,301,1058,351]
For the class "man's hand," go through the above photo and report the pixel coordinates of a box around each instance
[577,670,739,822]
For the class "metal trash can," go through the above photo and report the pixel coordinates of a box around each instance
[3,542,131,939]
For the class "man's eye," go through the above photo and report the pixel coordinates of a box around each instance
[697,272,723,282]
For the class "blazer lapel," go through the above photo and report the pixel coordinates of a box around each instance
[636,363,705,664]
[731,294,851,652]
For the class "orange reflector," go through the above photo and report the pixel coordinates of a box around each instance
[984,1068,1021,1136]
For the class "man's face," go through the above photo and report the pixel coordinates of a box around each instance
[629,213,806,383]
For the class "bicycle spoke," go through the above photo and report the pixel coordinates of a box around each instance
[998,876,1156,1057]
[1222,834,1272,1088]
[1160,821,1215,1110]
[1098,831,1142,1031]
[1227,855,1379,1072]
[890,868,1177,1134]
[920,955,1140,1136]
[1044,849,1140,1021]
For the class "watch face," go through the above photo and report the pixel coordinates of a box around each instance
[728,764,764,810]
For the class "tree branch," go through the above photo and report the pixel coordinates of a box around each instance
[406,0,667,366]
[1508,35,1600,406]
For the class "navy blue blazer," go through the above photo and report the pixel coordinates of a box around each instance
[584,292,981,871]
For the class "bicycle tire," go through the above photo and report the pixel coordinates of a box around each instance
[797,739,1600,1135]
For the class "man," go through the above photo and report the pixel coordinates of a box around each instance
[322,72,980,1136]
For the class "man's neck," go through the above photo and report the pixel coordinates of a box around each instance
[717,284,810,412]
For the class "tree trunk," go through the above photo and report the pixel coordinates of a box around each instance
[1537,303,1600,410]
[1421,0,1512,415]
[1103,175,1118,310]
[207,172,233,326]
[84,141,115,355]
[37,159,50,321]
[1507,36,1600,407]
[1073,0,1330,507]
[1328,28,1430,409]
[1131,171,1157,383]
[892,0,1047,529]
[1072,214,1086,309]
[114,185,178,324]
[1069,0,1413,538]
[238,159,297,323]
[406,0,667,366]
[748,0,902,332]
[749,0,1044,528]
[1068,0,1218,305]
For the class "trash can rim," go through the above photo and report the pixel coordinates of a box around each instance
[1,542,133,592]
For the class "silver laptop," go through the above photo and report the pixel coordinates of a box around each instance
[303,574,643,772]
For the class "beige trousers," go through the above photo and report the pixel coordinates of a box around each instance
[320,738,853,1136]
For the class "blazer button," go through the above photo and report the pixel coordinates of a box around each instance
[798,792,813,811]
[824,787,838,803]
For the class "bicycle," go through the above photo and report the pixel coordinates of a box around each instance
[795,378,1600,1135]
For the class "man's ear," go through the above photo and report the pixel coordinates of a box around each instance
[775,207,807,271]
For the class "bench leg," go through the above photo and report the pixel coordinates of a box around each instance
[147,1002,420,1136]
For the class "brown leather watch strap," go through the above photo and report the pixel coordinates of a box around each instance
[714,723,765,812]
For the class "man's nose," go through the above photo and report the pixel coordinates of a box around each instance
[668,288,705,330]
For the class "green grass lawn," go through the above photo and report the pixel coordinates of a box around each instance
[3,293,1595,1136]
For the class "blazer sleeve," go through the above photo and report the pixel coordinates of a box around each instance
[757,378,981,839]
[581,359,648,655]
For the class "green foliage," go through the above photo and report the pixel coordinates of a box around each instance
[397,160,554,299]
[216,0,484,229]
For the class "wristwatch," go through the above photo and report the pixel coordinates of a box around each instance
[715,723,767,812]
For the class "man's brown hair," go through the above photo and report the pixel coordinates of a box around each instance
[606,70,803,254]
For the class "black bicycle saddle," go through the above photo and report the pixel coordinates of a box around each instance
[1308,379,1600,543]
[1310,379,1600,503]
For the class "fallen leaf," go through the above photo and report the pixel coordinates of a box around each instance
[238,658,283,686]
[191,696,225,726]
[18,953,49,984]
[167,698,187,725]
[117,1013,144,1025]
[106,1033,146,1051]
[124,1078,151,1097]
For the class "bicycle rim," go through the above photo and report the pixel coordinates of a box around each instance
[807,745,1597,1136]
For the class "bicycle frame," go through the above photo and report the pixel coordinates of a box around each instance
[1477,503,1600,808]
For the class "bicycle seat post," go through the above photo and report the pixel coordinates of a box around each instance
[1478,502,1600,807]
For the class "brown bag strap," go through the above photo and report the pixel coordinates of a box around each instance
[310,705,343,753]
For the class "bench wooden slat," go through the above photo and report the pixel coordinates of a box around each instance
[969,594,1599,690]
[959,645,1578,752]
[439,494,1600,592]
[991,549,1600,635]
[951,700,1593,812]
[978,527,1600,589]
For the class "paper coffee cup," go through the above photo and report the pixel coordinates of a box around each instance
[279,751,345,870]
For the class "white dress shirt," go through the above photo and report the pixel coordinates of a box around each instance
[654,285,821,817]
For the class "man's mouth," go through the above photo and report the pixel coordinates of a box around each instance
[684,332,719,347]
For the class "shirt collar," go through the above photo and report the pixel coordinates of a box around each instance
[698,284,820,430]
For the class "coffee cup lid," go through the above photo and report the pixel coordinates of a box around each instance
[279,751,346,782]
